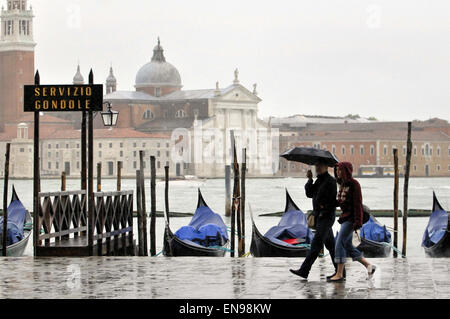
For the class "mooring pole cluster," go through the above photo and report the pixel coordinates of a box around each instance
[150,156,157,256]
[229,130,247,257]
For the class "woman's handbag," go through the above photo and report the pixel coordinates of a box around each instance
[307,212,316,229]
[352,229,362,247]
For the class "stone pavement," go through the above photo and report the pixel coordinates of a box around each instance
[0,257,448,299]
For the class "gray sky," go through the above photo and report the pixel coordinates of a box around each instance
[31,0,450,121]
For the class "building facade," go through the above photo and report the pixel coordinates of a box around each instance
[0,124,175,178]
[0,0,35,132]
[102,39,274,178]
[279,119,450,177]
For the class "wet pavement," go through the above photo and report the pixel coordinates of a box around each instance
[0,257,449,299]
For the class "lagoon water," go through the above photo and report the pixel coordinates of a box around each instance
[1,177,449,258]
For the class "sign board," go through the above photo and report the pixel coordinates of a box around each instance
[24,84,103,112]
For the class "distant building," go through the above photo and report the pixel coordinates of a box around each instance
[279,119,450,177]
[101,39,274,177]
[0,123,175,178]
[269,114,374,136]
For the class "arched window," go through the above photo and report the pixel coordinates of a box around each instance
[143,110,154,120]
[175,109,186,118]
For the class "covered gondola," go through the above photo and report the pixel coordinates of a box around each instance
[163,189,229,257]
[422,192,450,257]
[250,190,314,257]
[356,215,392,258]
[0,187,32,257]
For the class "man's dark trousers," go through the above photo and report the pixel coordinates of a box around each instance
[298,217,336,278]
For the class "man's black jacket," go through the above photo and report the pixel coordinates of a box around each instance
[305,171,337,221]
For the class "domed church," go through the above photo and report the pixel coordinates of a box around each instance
[102,38,275,177]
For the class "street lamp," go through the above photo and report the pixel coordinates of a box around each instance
[101,102,119,127]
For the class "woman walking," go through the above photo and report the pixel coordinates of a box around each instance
[328,162,376,282]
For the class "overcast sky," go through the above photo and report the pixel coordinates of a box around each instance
[29,0,450,121]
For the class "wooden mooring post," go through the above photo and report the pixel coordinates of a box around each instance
[136,170,144,256]
[150,156,156,256]
[96,163,102,192]
[117,161,122,191]
[139,151,148,256]
[165,166,170,225]
[240,148,247,257]
[393,148,399,258]
[225,165,231,217]
[402,122,412,257]
[61,171,66,192]
[2,143,10,256]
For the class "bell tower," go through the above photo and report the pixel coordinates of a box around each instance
[0,0,36,132]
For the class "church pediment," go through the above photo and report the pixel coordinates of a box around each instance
[216,85,261,103]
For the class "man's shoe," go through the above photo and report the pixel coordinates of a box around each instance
[289,269,308,280]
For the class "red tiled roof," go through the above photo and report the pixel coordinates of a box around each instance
[14,113,72,124]
[41,128,170,140]
[281,129,450,142]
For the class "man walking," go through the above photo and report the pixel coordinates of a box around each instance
[290,162,339,280]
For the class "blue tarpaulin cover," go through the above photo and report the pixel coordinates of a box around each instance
[264,207,314,247]
[422,193,449,248]
[422,210,448,247]
[0,194,26,246]
[175,205,228,247]
[361,216,391,243]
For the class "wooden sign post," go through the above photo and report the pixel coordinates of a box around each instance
[24,70,104,257]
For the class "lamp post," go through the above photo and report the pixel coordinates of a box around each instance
[101,102,119,127]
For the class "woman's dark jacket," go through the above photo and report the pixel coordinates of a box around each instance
[336,162,364,229]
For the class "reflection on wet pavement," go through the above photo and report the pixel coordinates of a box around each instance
[0,257,448,299]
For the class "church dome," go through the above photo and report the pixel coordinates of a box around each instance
[135,38,182,89]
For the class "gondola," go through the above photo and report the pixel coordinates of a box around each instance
[356,215,392,258]
[422,192,450,257]
[0,187,32,257]
[163,189,229,257]
[250,190,313,257]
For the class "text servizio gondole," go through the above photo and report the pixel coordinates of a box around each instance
[32,86,93,110]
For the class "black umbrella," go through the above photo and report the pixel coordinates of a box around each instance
[280,147,339,167]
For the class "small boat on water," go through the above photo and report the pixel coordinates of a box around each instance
[356,215,392,258]
[250,190,314,257]
[0,187,32,257]
[163,189,229,257]
[422,192,450,257]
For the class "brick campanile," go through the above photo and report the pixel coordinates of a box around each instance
[0,0,36,132]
